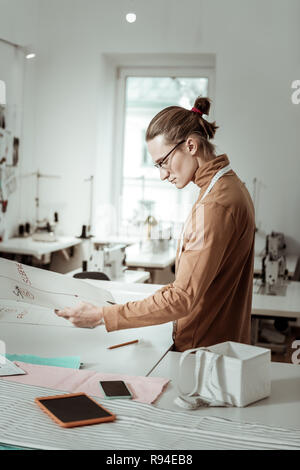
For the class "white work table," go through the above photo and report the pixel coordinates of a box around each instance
[2,351,298,450]
[150,351,300,430]
[83,279,163,295]
[87,237,176,269]
[0,236,81,260]
[252,280,300,319]
[1,276,300,449]
[85,278,300,321]
[92,235,140,246]
[66,267,150,283]
[0,280,172,377]
[125,243,176,269]
[92,279,300,320]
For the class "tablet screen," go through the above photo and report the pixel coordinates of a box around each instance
[38,394,113,423]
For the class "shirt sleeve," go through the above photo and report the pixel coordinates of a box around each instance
[103,203,236,332]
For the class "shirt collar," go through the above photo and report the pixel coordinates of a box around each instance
[192,154,230,189]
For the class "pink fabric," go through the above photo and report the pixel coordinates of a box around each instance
[1,362,169,404]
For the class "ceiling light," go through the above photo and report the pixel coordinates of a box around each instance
[26,53,36,59]
[126,13,136,23]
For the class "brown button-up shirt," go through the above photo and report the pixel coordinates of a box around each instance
[103,154,255,352]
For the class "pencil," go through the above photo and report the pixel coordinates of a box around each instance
[108,339,139,350]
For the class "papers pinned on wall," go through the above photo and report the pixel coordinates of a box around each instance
[0,128,13,165]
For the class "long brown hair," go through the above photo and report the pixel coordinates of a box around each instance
[146,97,218,161]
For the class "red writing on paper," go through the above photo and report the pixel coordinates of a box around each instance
[13,285,34,300]
[16,263,32,286]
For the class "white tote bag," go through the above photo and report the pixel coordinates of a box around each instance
[175,341,271,409]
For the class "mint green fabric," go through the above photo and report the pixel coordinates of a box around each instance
[4,354,81,369]
[0,444,34,450]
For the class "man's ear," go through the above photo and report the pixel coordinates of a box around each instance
[186,136,198,155]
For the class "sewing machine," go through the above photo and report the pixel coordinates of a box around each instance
[86,243,127,280]
[260,232,288,296]
[254,232,292,349]
[32,213,59,242]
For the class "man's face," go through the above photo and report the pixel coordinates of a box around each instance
[147,135,198,189]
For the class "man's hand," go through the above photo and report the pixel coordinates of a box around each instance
[54,301,104,329]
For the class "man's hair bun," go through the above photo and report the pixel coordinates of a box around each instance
[146,95,218,160]
[193,96,211,116]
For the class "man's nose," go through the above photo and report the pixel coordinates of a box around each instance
[160,168,170,181]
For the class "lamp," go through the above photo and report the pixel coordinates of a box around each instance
[126,12,136,23]
[0,38,36,60]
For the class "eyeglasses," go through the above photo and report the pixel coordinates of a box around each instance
[154,140,186,169]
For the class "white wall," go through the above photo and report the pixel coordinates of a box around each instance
[1,0,300,252]
[0,0,39,238]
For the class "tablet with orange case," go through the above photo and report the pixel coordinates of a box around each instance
[35,392,116,428]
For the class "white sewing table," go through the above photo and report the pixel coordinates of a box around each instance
[0,280,172,377]
[66,267,150,283]
[91,279,300,321]
[89,236,176,263]
[92,235,140,246]
[150,351,300,430]
[0,236,81,261]
[1,277,300,449]
[125,243,176,269]
[252,281,300,319]
[124,243,177,284]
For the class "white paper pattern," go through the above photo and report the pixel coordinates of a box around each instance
[0,357,26,376]
[0,258,115,326]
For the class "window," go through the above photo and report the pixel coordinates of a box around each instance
[113,67,214,240]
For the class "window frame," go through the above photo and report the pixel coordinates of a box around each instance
[112,66,216,228]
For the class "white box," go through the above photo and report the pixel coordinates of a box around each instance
[178,341,271,407]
